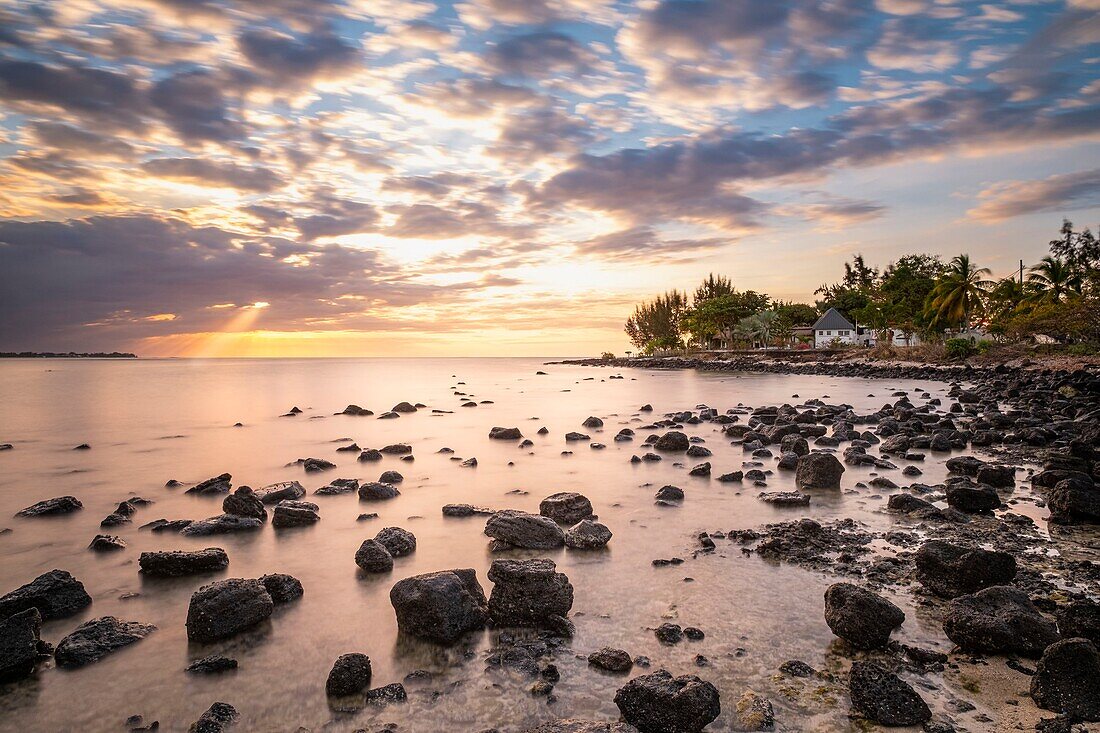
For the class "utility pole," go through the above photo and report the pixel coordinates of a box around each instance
[1019,259,1024,284]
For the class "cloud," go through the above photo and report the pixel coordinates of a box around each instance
[0,58,147,130]
[149,70,245,143]
[574,226,727,261]
[294,190,379,239]
[0,214,507,350]
[485,31,595,78]
[142,157,284,192]
[237,26,361,82]
[30,122,136,160]
[968,168,1100,221]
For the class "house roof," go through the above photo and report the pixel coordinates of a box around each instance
[812,307,855,331]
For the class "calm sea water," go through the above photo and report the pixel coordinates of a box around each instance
[0,358,1010,732]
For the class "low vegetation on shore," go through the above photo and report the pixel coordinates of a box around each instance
[622,220,1099,359]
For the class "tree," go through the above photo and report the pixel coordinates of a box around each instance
[748,310,780,349]
[872,254,943,337]
[1050,219,1098,281]
[692,273,735,304]
[925,254,993,330]
[625,290,687,351]
[773,301,819,329]
[681,290,769,347]
[1026,256,1082,305]
[815,285,871,323]
[842,254,878,289]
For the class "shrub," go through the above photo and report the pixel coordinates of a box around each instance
[975,339,995,354]
[600,352,615,359]
[944,338,976,360]
[1067,343,1098,356]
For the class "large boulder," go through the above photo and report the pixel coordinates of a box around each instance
[1047,477,1100,524]
[848,660,931,726]
[180,514,263,536]
[1056,599,1100,644]
[824,583,904,650]
[484,511,565,549]
[186,578,274,642]
[139,548,229,577]
[945,484,1001,514]
[795,453,844,490]
[15,496,83,517]
[355,540,393,573]
[654,432,690,452]
[0,569,91,621]
[487,558,573,627]
[539,492,594,525]
[1030,638,1100,721]
[613,669,721,733]
[54,616,155,667]
[327,652,373,696]
[565,520,612,550]
[914,540,1016,598]
[374,527,416,557]
[389,569,488,644]
[0,608,48,682]
[943,585,1059,657]
[271,500,320,528]
[222,487,266,520]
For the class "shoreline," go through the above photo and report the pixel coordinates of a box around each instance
[553,352,1100,381]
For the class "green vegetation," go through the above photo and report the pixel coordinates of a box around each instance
[623,219,1100,356]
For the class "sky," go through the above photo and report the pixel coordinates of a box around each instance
[0,0,1097,357]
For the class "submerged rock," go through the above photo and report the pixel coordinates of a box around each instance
[0,569,91,621]
[271,500,320,528]
[523,721,638,733]
[484,511,565,549]
[186,578,274,642]
[358,482,401,501]
[943,585,1059,657]
[186,473,232,495]
[539,492,594,524]
[254,481,306,504]
[824,582,904,650]
[222,487,265,520]
[180,514,262,536]
[1030,638,1100,721]
[88,534,126,551]
[654,432,689,452]
[564,520,612,549]
[613,669,721,733]
[355,540,394,573]
[259,573,303,604]
[848,660,931,726]
[186,655,238,674]
[589,647,633,673]
[139,548,229,577]
[15,496,83,517]
[0,608,48,682]
[327,652,372,696]
[54,616,155,667]
[914,540,1016,598]
[189,702,239,733]
[389,569,488,644]
[487,558,573,628]
[489,427,523,440]
[734,691,775,731]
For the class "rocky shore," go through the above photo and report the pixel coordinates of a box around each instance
[2,364,1098,732]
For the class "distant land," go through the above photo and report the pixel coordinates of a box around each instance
[0,352,137,358]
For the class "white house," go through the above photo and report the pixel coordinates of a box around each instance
[813,308,857,348]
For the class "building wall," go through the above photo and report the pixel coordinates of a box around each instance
[814,328,856,348]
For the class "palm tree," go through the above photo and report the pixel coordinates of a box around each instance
[748,311,779,350]
[1026,256,1082,304]
[733,318,756,349]
[926,254,993,330]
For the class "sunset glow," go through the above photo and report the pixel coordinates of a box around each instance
[0,0,1097,356]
